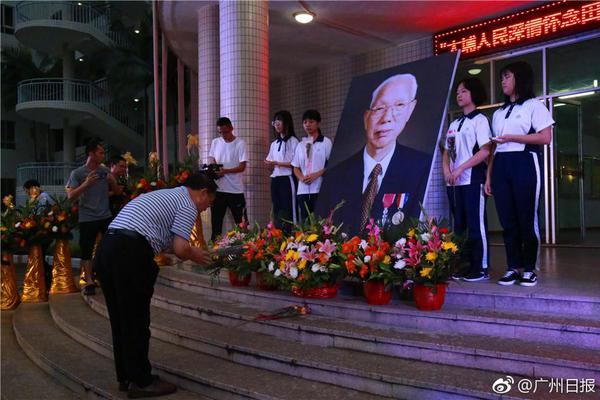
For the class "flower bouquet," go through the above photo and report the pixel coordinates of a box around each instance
[340,219,406,305]
[265,206,345,298]
[397,214,459,310]
[211,219,253,286]
[129,152,167,200]
[253,222,284,290]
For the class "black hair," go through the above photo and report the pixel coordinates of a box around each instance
[456,77,487,107]
[500,61,535,105]
[85,137,104,155]
[216,117,232,127]
[109,156,126,166]
[302,109,321,122]
[272,110,296,140]
[23,179,41,189]
[183,171,218,193]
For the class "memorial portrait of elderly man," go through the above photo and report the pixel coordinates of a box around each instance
[317,73,431,235]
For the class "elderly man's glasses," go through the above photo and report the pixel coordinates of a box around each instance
[369,100,415,118]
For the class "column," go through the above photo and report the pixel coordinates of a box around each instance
[219,0,270,225]
[62,46,75,162]
[197,5,220,164]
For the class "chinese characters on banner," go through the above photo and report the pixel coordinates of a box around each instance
[434,1,600,58]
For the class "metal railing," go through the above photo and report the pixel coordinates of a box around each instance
[15,1,130,48]
[15,162,76,206]
[17,78,144,136]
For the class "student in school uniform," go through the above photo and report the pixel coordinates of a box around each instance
[291,110,332,221]
[485,61,554,287]
[265,110,299,231]
[443,78,492,282]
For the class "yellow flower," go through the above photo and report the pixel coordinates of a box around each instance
[285,250,297,261]
[306,234,318,243]
[420,267,433,278]
[186,134,198,150]
[298,259,307,270]
[279,261,286,271]
[0,226,7,232]
[122,151,137,165]
[407,229,415,238]
[442,241,458,253]
[295,232,303,243]
[426,251,437,262]
[280,241,287,252]
[227,231,235,238]
[383,255,391,265]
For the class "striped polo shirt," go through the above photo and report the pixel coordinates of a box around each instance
[109,186,198,255]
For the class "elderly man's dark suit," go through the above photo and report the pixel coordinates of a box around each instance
[316,143,431,236]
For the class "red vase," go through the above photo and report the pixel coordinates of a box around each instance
[292,282,338,299]
[413,283,447,311]
[254,271,276,291]
[228,270,251,287]
[363,280,392,305]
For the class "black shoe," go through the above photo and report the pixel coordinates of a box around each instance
[128,376,177,399]
[497,269,520,286]
[519,271,538,287]
[462,271,490,282]
[83,285,96,296]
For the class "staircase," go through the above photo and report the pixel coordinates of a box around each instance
[4,264,600,400]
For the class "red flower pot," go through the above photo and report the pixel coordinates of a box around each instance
[413,283,447,311]
[292,282,338,299]
[254,271,276,291]
[363,280,392,305]
[228,270,251,287]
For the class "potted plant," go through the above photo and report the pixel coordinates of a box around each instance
[340,220,406,305]
[398,215,459,310]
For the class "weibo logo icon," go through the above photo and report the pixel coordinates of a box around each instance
[492,376,514,394]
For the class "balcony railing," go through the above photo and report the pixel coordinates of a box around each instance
[17,78,144,136]
[15,1,130,48]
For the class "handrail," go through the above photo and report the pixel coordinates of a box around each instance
[17,78,144,136]
[15,1,130,48]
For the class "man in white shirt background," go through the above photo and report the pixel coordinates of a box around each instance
[208,117,248,241]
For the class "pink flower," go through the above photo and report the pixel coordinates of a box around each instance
[323,224,333,235]
[317,239,337,257]
[365,219,380,237]
[407,240,424,258]
[300,247,318,262]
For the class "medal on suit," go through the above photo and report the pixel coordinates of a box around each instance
[391,193,409,225]
[381,194,396,225]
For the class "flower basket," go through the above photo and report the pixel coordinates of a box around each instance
[22,244,47,303]
[1,251,20,310]
[228,270,251,287]
[254,271,277,291]
[363,280,392,305]
[413,283,447,311]
[292,282,339,299]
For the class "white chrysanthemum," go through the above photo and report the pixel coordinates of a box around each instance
[421,233,431,242]
[289,267,298,279]
[274,269,282,277]
[311,264,320,272]
[393,260,406,270]
[52,226,58,232]
[150,181,157,186]
[268,261,274,272]
[48,211,53,216]
[15,222,21,228]
[359,240,367,250]
[363,255,371,263]
[341,232,348,238]
[395,238,406,247]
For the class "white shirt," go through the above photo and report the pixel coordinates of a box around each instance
[444,111,491,186]
[492,99,554,153]
[291,135,332,195]
[266,135,299,178]
[362,142,395,193]
[208,136,248,194]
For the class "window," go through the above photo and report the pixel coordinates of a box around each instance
[548,37,600,95]
[1,120,16,149]
[1,4,14,34]
[493,50,543,103]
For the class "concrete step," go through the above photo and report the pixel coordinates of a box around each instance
[11,301,204,400]
[1,311,81,400]
[48,293,392,400]
[79,289,600,400]
[159,267,600,350]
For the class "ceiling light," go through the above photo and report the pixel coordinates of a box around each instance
[594,79,598,87]
[134,29,140,34]
[468,68,482,75]
[77,2,82,5]
[293,11,314,24]
[134,98,140,103]
[78,58,84,62]
[558,91,595,100]
[553,103,566,107]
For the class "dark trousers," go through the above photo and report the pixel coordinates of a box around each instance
[447,183,489,273]
[491,151,541,272]
[79,218,111,260]
[297,193,318,222]
[210,192,247,241]
[95,232,158,387]
[271,176,297,231]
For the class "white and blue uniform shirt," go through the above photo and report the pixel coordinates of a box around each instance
[291,134,332,195]
[109,186,198,255]
[445,110,492,186]
[492,98,554,153]
[266,135,299,178]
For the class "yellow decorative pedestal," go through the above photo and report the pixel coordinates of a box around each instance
[1,252,20,310]
[154,252,173,267]
[50,239,78,294]
[190,215,207,249]
[22,245,47,303]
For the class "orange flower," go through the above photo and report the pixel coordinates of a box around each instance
[57,212,67,222]
[359,264,369,279]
